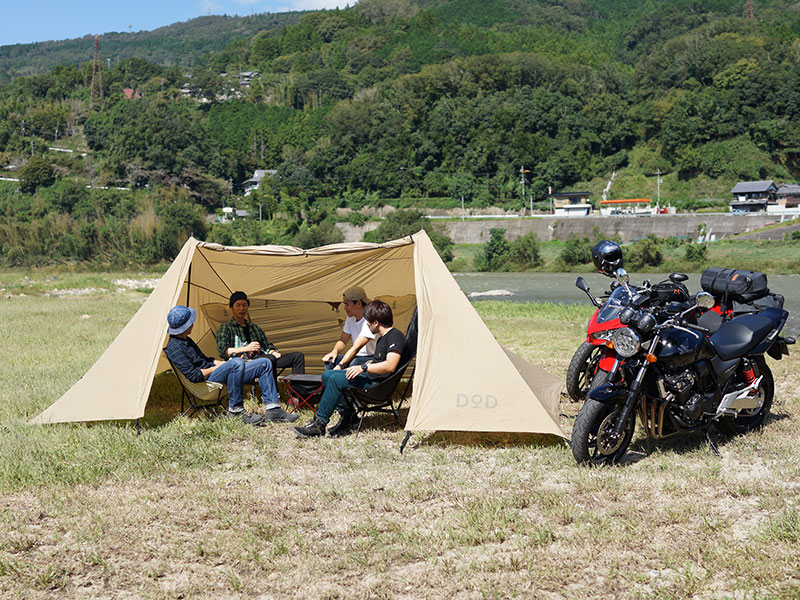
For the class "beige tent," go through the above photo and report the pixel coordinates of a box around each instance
[31,231,565,438]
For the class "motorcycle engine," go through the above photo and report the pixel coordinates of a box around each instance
[663,363,715,423]
[663,371,695,403]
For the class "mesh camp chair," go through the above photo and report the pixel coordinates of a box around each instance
[164,352,227,417]
[343,308,418,435]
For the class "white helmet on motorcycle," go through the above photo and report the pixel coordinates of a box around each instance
[592,240,624,275]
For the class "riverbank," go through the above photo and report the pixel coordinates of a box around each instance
[451,238,800,275]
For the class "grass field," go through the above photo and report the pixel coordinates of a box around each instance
[1,273,799,599]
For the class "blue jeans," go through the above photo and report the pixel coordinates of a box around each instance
[317,370,376,424]
[209,357,278,413]
[324,354,372,370]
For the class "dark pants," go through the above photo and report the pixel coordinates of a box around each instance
[265,351,305,387]
[317,370,376,424]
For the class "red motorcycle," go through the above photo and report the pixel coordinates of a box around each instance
[566,271,690,401]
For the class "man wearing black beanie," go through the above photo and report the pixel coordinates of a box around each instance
[216,291,306,420]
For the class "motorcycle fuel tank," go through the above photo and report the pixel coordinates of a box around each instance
[656,328,714,369]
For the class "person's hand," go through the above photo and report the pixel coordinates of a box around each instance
[333,364,342,371]
[322,351,335,364]
[269,349,281,359]
[345,365,362,380]
[245,341,260,353]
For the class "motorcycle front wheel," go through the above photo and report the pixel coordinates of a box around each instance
[572,398,636,466]
[565,342,603,402]
[718,360,774,436]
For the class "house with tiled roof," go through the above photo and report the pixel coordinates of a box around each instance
[729,180,777,213]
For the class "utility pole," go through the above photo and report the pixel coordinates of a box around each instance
[519,165,527,201]
[90,36,104,107]
[656,168,662,212]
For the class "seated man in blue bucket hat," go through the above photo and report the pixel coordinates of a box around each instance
[164,305,298,425]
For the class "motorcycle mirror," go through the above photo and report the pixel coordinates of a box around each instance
[669,272,689,283]
[575,277,589,292]
[696,291,715,309]
[615,268,630,284]
[619,306,636,325]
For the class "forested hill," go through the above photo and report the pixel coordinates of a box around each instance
[3,0,800,265]
[0,12,305,82]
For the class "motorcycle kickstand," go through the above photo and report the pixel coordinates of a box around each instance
[704,428,720,457]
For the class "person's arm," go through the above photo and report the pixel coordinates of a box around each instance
[168,341,212,383]
[217,321,260,357]
[200,360,225,379]
[254,324,277,355]
[345,351,401,380]
[322,331,350,363]
[337,335,370,369]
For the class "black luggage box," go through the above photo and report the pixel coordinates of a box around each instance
[700,267,769,303]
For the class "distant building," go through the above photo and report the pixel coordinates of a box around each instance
[122,88,141,100]
[599,198,652,216]
[243,169,277,196]
[552,191,592,216]
[730,180,777,213]
[774,183,800,211]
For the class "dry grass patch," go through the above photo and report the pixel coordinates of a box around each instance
[0,280,799,598]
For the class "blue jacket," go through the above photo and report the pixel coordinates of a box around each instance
[165,335,215,383]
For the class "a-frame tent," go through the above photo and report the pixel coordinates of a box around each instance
[31,231,566,439]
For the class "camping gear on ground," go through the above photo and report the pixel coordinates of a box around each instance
[571,288,794,466]
[31,232,565,441]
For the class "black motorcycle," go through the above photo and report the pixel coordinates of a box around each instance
[571,290,794,466]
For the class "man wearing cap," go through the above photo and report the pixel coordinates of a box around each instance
[216,291,306,382]
[164,305,297,425]
[322,286,377,371]
[295,299,406,438]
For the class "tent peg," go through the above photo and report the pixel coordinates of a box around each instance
[400,431,413,454]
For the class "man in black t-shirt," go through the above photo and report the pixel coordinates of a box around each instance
[295,300,406,438]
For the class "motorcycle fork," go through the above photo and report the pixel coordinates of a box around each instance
[612,335,659,440]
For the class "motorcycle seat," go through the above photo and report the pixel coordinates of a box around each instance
[708,312,776,360]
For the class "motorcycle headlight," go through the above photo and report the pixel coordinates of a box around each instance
[612,328,640,358]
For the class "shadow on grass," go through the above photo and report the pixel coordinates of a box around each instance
[417,430,565,449]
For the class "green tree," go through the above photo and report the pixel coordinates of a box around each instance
[363,209,453,261]
[560,236,592,267]
[508,232,542,270]
[19,156,55,193]
[476,228,511,272]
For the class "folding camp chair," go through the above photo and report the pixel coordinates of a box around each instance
[342,308,418,435]
[164,352,227,417]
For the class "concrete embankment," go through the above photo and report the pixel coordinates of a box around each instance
[337,213,782,243]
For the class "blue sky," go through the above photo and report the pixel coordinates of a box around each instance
[1,0,349,46]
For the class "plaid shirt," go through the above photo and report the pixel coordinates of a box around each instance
[216,318,276,358]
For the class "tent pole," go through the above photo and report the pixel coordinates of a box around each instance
[400,431,413,454]
[135,418,141,436]
[185,263,192,306]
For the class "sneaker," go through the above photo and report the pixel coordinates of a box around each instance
[294,415,326,438]
[263,406,299,423]
[227,410,264,426]
[328,409,357,437]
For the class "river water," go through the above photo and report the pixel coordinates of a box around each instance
[454,272,800,336]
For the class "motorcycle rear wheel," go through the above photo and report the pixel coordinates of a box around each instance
[718,360,774,436]
[565,342,603,402]
[572,398,636,466]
